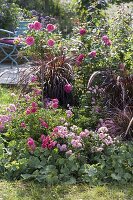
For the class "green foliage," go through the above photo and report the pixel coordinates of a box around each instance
[0,1,21,31]
[94,142,133,183]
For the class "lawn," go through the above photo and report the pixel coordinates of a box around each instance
[0,181,133,200]
[0,86,18,113]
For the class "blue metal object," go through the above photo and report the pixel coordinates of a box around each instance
[0,21,31,72]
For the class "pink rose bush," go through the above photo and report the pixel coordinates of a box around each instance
[33,21,42,30]
[1,13,130,184]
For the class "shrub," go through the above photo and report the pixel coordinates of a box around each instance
[0,1,21,31]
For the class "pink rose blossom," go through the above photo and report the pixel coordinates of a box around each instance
[41,136,56,149]
[102,35,109,42]
[33,21,42,30]
[52,98,59,108]
[79,28,86,35]
[88,50,96,58]
[46,24,56,32]
[52,99,59,104]
[25,36,35,46]
[47,39,55,47]
[105,39,112,46]
[40,134,45,142]
[28,23,34,30]
[52,102,59,109]
[64,83,72,93]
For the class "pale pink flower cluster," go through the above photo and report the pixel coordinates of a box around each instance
[66,150,72,155]
[24,94,31,101]
[70,125,78,132]
[0,115,11,131]
[80,129,90,138]
[71,139,82,148]
[52,126,68,138]
[66,110,73,118]
[98,126,113,145]
[6,104,17,112]
[57,144,67,151]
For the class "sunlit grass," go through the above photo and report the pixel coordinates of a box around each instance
[0,85,19,113]
[0,181,133,200]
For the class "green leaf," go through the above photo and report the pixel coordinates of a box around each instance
[21,174,33,180]
[111,173,121,181]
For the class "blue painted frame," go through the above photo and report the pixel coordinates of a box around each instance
[0,21,31,72]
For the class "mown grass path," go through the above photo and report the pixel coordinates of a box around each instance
[0,181,133,200]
